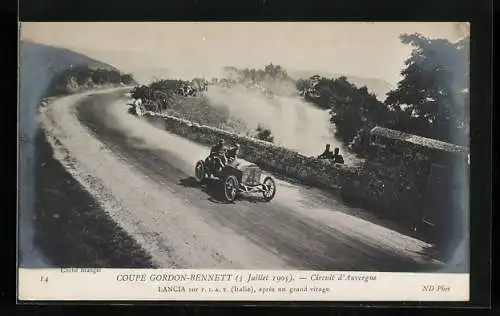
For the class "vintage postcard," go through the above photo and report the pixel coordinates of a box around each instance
[18,22,470,301]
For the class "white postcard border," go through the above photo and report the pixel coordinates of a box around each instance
[18,269,469,301]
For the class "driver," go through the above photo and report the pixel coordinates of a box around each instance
[207,138,227,172]
[210,138,226,157]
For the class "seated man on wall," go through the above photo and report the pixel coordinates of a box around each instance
[331,147,345,164]
[317,144,344,164]
[318,144,334,159]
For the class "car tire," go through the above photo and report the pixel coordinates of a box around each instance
[195,160,206,184]
[262,176,276,202]
[223,175,239,203]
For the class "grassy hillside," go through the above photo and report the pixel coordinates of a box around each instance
[159,95,252,135]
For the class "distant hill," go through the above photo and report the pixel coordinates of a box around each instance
[19,40,135,100]
[288,70,394,101]
[126,67,171,85]
[20,40,119,72]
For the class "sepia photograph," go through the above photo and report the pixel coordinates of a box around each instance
[18,22,470,280]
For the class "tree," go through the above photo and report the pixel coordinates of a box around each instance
[73,66,93,85]
[264,63,288,79]
[255,124,274,143]
[294,74,390,156]
[121,73,135,85]
[384,33,469,145]
[130,85,150,100]
[149,79,180,94]
[328,77,389,148]
[295,78,310,93]
[296,76,322,99]
[91,68,108,84]
[108,70,122,83]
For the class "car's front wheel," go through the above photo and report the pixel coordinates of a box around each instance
[195,160,206,183]
[262,176,276,202]
[223,175,239,202]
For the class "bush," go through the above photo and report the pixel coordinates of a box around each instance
[255,124,274,143]
[47,66,136,96]
[215,63,296,96]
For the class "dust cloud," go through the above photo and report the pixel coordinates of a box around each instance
[204,86,344,158]
[99,98,208,173]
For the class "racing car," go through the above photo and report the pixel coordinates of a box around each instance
[194,155,276,203]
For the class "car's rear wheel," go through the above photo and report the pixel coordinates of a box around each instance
[223,175,239,202]
[262,176,276,201]
[195,160,206,183]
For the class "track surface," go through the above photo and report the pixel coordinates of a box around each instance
[38,89,444,271]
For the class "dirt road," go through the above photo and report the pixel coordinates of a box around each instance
[37,89,444,271]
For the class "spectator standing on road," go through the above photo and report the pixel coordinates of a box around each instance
[134,98,144,117]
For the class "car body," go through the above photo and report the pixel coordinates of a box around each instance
[194,157,277,203]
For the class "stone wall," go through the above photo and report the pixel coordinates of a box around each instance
[365,127,469,232]
[143,111,360,191]
[142,111,466,225]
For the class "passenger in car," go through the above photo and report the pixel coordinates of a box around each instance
[226,143,240,163]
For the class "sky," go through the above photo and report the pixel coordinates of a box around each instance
[20,22,469,86]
